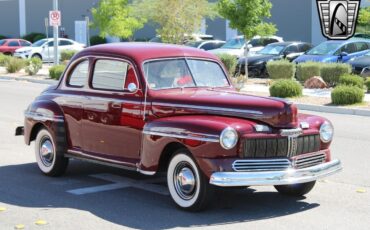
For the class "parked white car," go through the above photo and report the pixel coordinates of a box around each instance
[14,38,85,62]
[209,35,284,58]
[185,40,226,51]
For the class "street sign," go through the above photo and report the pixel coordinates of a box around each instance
[49,10,61,27]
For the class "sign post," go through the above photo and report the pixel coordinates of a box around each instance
[50,0,60,65]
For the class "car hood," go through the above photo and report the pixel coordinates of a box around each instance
[150,88,298,128]
[349,56,370,68]
[209,48,244,57]
[15,47,35,52]
[295,54,336,63]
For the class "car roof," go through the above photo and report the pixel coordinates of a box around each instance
[77,42,219,63]
[322,39,370,44]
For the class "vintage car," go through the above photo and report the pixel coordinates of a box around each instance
[16,43,342,211]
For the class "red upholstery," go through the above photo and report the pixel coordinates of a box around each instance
[124,66,137,89]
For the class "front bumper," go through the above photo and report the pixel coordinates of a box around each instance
[13,53,29,59]
[209,159,342,187]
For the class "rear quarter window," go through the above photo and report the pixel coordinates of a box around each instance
[67,60,89,87]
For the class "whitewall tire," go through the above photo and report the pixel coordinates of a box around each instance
[167,150,213,211]
[35,128,68,177]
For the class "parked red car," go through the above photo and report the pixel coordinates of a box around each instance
[16,43,342,211]
[0,39,32,55]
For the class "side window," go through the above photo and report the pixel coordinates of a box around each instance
[8,41,20,47]
[47,41,54,47]
[59,40,73,46]
[201,43,215,51]
[340,43,357,54]
[285,45,299,53]
[20,40,31,46]
[68,60,89,87]
[92,59,131,91]
[355,42,369,52]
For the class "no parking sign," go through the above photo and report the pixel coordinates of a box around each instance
[49,10,61,27]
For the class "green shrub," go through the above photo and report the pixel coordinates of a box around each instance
[49,65,66,80]
[269,79,303,98]
[0,35,7,40]
[331,85,364,105]
[338,74,364,88]
[90,35,106,46]
[216,53,237,76]
[60,50,77,62]
[25,57,42,75]
[320,63,351,87]
[22,32,46,43]
[365,78,370,91]
[296,62,321,82]
[5,57,26,73]
[0,54,11,66]
[266,59,296,79]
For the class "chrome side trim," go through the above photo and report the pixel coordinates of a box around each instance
[137,169,156,175]
[143,130,219,142]
[152,102,263,116]
[24,111,64,122]
[210,159,342,187]
[67,149,136,167]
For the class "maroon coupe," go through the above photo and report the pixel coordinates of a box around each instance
[16,43,342,211]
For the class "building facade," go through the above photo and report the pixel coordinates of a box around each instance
[0,0,369,45]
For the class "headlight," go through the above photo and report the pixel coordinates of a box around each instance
[220,127,238,150]
[320,122,334,143]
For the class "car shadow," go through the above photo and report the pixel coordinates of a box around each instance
[0,160,319,230]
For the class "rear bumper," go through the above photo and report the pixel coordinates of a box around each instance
[209,159,342,187]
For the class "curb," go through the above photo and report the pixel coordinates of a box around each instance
[296,103,370,117]
[0,76,57,85]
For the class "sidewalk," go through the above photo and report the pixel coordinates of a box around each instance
[0,65,58,85]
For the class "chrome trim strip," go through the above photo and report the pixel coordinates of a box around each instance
[137,169,156,176]
[67,149,136,167]
[232,159,292,172]
[143,130,219,142]
[210,159,342,187]
[24,111,64,122]
[152,102,263,116]
[280,128,302,137]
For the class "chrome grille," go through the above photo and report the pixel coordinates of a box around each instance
[242,134,320,158]
[294,152,326,169]
[232,159,291,172]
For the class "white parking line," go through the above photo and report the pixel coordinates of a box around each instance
[67,173,169,196]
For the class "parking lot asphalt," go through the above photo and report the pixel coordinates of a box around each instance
[0,79,369,230]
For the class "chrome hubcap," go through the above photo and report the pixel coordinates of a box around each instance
[174,163,196,200]
[39,138,54,167]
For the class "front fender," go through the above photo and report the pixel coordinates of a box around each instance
[24,99,65,145]
[140,115,256,173]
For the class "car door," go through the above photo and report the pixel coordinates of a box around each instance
[42,41,54,61]
[7,40,20,53]
[59,40,74,53]
[56,59,90,150]
[353,42,370,58]
[81,58,144,164]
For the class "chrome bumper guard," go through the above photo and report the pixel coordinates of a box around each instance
[209,159,342,187]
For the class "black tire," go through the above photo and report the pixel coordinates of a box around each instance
[167,149,213,211]
[32,54,42,60]
[274,181,316,197]
[35,128,68,177]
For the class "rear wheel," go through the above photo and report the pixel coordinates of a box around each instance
[35,128,68,177]
[32,54,42,60]
[274,181,316,196]
[167,149,213,211]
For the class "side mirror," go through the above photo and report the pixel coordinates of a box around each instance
[127,83,137,93]
[339,52,348,57]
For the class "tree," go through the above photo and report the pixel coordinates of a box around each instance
[91,0,146,40]
[357,7,370,33]
[132,0,216,44]
[217,0,277,80]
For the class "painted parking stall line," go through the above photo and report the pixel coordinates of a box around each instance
[67,173,169,196]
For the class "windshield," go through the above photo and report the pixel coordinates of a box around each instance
[258,44,286,55]
[306,42,342,55]
[185,41,203,48]
[32,39,47,47]
[221,37,245,49]
[143,59,230,90]
[0,40,6,46]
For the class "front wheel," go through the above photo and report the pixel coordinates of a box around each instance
[167,150,213,211]
[35,128,69,177]
[274,181,316,197]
